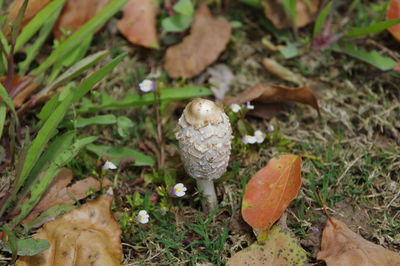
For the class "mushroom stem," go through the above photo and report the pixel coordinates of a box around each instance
[196,179,217,211]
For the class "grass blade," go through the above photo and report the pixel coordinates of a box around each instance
[14,0,66,51]
[77,86,212,114]
[313,1,333,38]
[0,103,5,140]
[9,136,98,227]
[345,18,400,38]
[30,0,128,75]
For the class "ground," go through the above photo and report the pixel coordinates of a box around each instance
[86,3,400,265]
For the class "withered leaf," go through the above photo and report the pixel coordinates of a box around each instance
[387,0,400,42]
[262,58,305,86]
[164,3,231,78]
[261,0,319,29]
[227,225,308,266]
[53,0,111,39]
[117,0,159,49]
[22,168,111,224]
[17,189,123,266]
[317,218,400,266]
[224,84,319,119]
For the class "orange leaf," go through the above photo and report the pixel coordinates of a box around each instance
[261,0,319,29]
[242,155,302,233]
[17,189,123,266]
[53,0,111,39]
[117,0,159,49]
[387,0,400,41]
[317,217,400,266]
[164,3,231,78]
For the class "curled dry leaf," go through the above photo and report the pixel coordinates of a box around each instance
[317,217,400,266]
[387,0,400,42]
[262,58,306,86]
[22,168,111,224]
[117,0,159,49]
[53,0,111,39]
[17,189,123,266]
[242,155,302,234]
[4,0,51,35]
[227,225,308,266]
[261,0,319,29]
[164,3,231,78]
[224,84,319,119]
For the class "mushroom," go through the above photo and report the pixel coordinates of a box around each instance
[176,98,232,211]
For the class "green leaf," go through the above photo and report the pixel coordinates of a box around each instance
[74,114,117,128]
[313,1,333,38]
[14,0,66,51]
[280,42,298,59]
[10,136,98,227]
[0,103,5,141]
[0,83,17,117]
[86,144,154,166]
[162,14,193,32]
[117,116,133,138]
[345,18,400,38]
[30,0,128,75]
[334,43,397,71]
[77,86,212,114]
[173,0,194,16]
[2,238,50,256]
[24,204,75,231]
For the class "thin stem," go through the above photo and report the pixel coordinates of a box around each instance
[155,89,165,169]
[196,179,217,212]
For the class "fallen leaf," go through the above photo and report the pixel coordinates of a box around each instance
[224,84,319,119]
[242,155,302,233]
[0,76,38,108]
[17,189,123,266]
[4,0,51,35]
[317,217,400,266]
[227,225,308,266]
[22,168,111,224]
[164,3,231,78]
[117,0,159,49]
[207,64,235,101]
[261,0,319,29]
[262,58,306,86]
[53,0,111,39]
[387,0,400,41]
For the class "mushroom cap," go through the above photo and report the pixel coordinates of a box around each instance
[183,98,224,129]
[176,98,232,181]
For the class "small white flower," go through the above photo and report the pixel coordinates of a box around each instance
[245,101,254,110]
[139,79,156,92]
[230,104,241,113]
[171,183,187,197]
[102,160,117,170]
[254,130,266,143]
[136,210,149,224]
[267,125,275,132]
[242,135,257,144]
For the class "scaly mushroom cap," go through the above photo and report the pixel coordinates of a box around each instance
[176,98,232,181]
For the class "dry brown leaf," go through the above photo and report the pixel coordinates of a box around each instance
[53,0,111,39]
[0,76,38,107]
[22,168,111,224]
[224,84,319,119]
[261,0,319,29]
[317,218,400,266]
[262,57,306,86]
[117,0,159,49]
[17,189,122,266]
[4,0,51,35]
[164,3,231,78]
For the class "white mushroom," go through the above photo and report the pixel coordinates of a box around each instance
[176,98,232,211]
